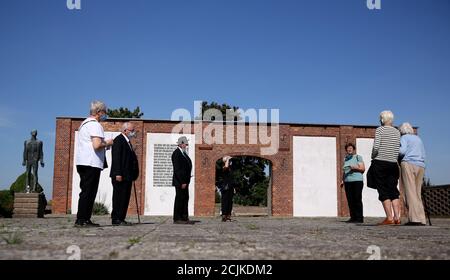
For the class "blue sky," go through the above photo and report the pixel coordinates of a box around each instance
[1,0,449,198]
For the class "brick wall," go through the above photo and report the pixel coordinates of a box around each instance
[53,118,382,217]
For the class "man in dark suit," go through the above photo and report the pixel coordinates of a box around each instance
[110,122,139,226]
[172,136,193,224]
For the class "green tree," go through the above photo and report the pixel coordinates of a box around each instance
[10,172,44,194]
[107,106,144,118]
[0,190,14,217]
[216,156,270,206]
[197,101,241,121]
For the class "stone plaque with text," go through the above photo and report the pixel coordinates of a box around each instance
[153,144,178,187]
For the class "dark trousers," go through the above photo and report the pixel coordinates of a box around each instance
[111,179,132,222]
[174,185,189,221]
[76,165,101,222]
[344,181,364,221]
[221,188,234,216]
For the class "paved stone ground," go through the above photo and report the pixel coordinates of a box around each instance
[0,215,449,260]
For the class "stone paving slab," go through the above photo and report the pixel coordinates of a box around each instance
[0,215,449,260]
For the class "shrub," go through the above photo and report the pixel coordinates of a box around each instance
[92,202,109,215]
[0,190,14,218]
[10,172,43,194]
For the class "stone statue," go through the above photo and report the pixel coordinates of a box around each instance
[22,130,44,193]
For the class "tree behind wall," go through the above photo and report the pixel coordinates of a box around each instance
[197,101,241,121]
[216,156,269,206]
[107,106,144,118]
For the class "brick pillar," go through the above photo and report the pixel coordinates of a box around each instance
[194,148,216,216]
[271,154,293,216]
[52,118,72,214]
[338,126,355,217]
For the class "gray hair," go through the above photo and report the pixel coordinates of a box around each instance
[380,110,394,125]
[90,101,107,115]
[399,122,414,135]
[121,122,133,132]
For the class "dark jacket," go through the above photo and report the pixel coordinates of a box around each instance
[172,148,192,187]
[220,165,236,192]
[110,134,139,181]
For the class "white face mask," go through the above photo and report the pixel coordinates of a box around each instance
[128,131,137,138]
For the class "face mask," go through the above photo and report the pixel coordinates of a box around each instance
[128,131,136,138]
[99,114,108,122]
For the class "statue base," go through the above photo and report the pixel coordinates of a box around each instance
[13,193,46,218]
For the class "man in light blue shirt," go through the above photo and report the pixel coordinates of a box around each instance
[399,123,427,226]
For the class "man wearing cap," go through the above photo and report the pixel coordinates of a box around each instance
[171,136,193,224]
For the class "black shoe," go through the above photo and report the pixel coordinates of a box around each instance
[345,219,364,224]
[174,220,189,224]
[404,222,426,226]
[85,220,100,227]
[112,220,132,226]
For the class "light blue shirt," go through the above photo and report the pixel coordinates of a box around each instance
[343,154,364,182]
[399,134,426,168]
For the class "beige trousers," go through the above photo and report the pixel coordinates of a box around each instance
[400,162,426,224]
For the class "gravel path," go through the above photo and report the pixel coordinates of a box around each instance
[1,215,449,260]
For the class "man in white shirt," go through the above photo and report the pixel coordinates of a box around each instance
[74,101,113,227]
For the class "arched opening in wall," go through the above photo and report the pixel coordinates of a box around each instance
[214,156,272,217]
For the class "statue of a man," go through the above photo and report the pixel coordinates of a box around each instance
[22,130,44,193]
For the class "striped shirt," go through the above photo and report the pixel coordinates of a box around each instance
[371,126,400,163]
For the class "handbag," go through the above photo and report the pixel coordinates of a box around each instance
[366,164,377,189]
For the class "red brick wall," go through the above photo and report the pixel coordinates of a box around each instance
[52,119,72,214]
[53,118,383,217]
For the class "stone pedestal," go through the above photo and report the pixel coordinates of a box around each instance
[13,193,46,218]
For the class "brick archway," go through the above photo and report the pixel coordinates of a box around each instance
[194,144,291,217]
[211,153,274,216]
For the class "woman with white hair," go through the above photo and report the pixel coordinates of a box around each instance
[74,101,113,227]
[399,122,427,226]
[368,110,401,225]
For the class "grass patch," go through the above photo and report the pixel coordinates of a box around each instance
[128,237,141,246]
[246,223,259,230]
[2,232,24,245]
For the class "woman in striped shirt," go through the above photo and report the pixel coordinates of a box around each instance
[370,110,401,225]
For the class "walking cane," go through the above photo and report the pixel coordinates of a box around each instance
[133,182,141,224]
[422,188,432,226]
